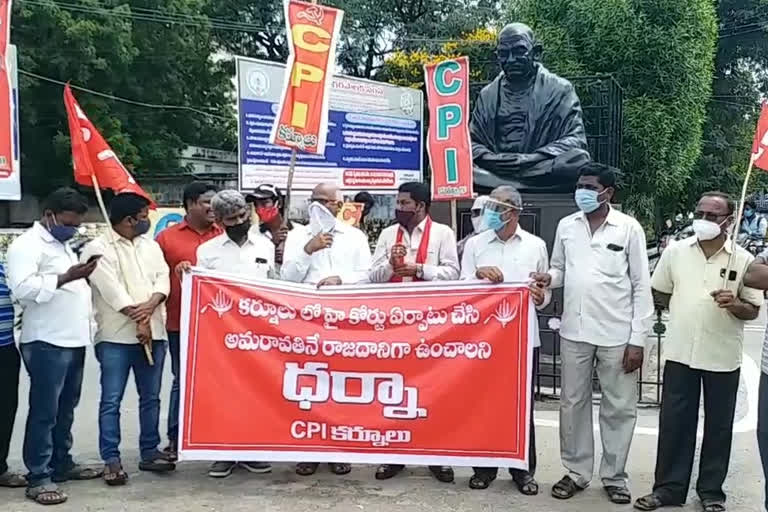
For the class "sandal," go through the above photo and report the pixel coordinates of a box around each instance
[513,474,539,496]
[469,474,495,490]
[634,493,666,511]
[52,464,103,483]
[103,463,128,487]
[429,465,454,483]
[296,462,319,476]
[0,471,27,488]
[138,453,176,473]
[605,485,632,504]
[329,463,351,475]
[552,475,584,500]
[702,501,726,512]
[26,484,68,505]
[375,464,404,480]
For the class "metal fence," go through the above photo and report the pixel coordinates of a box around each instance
[535,306,665,405]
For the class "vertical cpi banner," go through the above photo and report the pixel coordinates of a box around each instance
[424,57,474,201]
[0,0,14,180]
[269,0,343,155]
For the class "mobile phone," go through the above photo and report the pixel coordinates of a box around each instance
[87,254,103,263]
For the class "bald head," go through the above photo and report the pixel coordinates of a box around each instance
[310,182,342,216]
[497,22,540,81]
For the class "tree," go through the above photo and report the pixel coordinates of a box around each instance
[13,0,234,196]
[508,0,718,227]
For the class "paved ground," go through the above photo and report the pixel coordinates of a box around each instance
[2,317,766,511]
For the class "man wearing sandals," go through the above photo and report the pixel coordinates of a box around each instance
[282,182,371,478]
[460,186,548,494]
[531,164,654,504]
[368,181,460,484]
[82,193,175,486]
[634,191,762,512]
[6,188,102,504]
[196,190,275,478]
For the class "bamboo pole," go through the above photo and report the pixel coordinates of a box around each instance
[722,157,755,289]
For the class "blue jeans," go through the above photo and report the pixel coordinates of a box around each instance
[167,332,180,443]
[95,341,166,464]
[20,341,85,487]
[758,372,768,511]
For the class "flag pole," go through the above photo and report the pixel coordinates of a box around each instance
[722,156,755,289]
[90,174,154,365]
[450,199,458,233]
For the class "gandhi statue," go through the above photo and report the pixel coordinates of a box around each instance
[471,23,590,192]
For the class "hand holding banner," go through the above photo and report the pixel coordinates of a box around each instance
[270,0,343,155]
[424,57,474,201]
[179,270,534,468]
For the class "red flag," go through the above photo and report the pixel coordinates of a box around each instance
[0,0,13,178]
[63,84,154,205]
[752,101,768,171]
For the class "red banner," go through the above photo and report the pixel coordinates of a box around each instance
[270,0,343,154]
[752,101,768,171]
[0,0,13,178]
[63,84,154,205]
[424,57,474,201]
[179,269,533,468]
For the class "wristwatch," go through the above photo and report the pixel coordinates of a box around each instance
[416,264,424,279]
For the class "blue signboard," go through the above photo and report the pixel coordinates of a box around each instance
[236,57,423,192]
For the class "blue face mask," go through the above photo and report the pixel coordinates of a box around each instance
[46,214,78,243]
[483,209,507,232]
[745,208,755,219]
[134,219,151,236]
[574,189,606,213]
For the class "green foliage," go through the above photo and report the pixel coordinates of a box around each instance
[14,0,234,196]
[509,0,718,226]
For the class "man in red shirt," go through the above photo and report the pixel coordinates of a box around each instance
[155,182,221,459]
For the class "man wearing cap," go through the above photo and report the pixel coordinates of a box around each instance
[457,195,489,261]
[155,181,221,459]
[247,184,305,273]
[460,185,548,495]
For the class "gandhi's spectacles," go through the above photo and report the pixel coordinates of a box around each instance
[497,47,532,60]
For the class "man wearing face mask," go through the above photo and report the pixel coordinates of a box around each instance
[739,199,767,242]
[81,193,173,485]
[247,184,301,272]
[369,181,460,483]
[530,163,654,504]
[6,188,100,505]
[460,186,548,494]
[635,192,762,512]
[155,181,221,460]
[281,182,370,477]
[457,195,489,262]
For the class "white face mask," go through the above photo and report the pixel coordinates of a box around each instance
[692,219,725,241]
[308,202,337,235]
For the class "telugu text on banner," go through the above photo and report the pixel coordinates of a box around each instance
[269,0,343,155]
[178,269,534,468]
[424,57,474,201]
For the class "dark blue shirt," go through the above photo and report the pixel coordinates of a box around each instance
[0,264,15,347]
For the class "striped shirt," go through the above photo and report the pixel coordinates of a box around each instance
[0,264,15,347]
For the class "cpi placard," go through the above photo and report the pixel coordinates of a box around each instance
[424,57,473,201]
[0,43,20,201]
[237,57,424,192]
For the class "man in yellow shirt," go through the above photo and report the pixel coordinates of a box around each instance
[82,193,172,486]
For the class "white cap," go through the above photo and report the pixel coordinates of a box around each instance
[472,195,489,211]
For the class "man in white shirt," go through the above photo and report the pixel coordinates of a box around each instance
[195,190,275,478]
[281,183,370,477]
[81,193,173,485]
[457,194,488,261]
[635,191,762,512]
[369,181,459,483]
[6,188,101,505]
[531,163,654,504]
[460,186,548,494]
[198,190,275,279]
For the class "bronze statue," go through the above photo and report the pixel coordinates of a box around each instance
[471,23,590,192]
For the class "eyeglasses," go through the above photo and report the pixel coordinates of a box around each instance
[693,212,729,222]
[497,47,532,60]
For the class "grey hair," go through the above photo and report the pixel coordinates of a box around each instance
[211,189,246,219]
[490,185,523,209]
